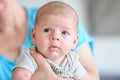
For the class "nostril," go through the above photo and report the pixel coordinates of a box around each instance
[50,37,59,41]
[51,37,55,40]
[57,38,59,41]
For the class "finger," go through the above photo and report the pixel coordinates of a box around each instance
[30,48,48,67]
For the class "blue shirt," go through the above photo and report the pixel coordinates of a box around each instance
[0,56,15,80]
[0,7,93,80]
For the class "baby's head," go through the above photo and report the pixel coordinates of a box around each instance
[32,1,79,61]
[35,1,78,32]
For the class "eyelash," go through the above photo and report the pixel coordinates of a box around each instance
[43,28,69,35]
[62,31,69,35]
[44,29,51,33]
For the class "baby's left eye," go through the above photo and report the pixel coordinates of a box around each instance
[62,31,69,35]
[44,29,51,33]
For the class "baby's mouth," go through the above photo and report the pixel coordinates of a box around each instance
[48,45,60,52]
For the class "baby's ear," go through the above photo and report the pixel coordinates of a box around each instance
[31,27,36,44]
[72,34,79,49]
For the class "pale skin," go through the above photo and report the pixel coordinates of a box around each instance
[0,0,99,80]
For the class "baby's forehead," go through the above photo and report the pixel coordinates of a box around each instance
[37,1,77,18]
[35,1,78,29]
[39,5,74,16]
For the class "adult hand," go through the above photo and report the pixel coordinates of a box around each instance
[76,43,99,80]
[30,48,56,80]
[30,48,73,80]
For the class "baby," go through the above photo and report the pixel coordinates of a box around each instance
[12,1,90,80]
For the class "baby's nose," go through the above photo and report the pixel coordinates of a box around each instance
[50,33,60,41]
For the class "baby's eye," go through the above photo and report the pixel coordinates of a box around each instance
[62,31,69,35]
[44,29,51,33]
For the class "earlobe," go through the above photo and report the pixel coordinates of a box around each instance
[72,34,79,49]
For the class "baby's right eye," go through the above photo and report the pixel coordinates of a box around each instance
[44,29,51,33]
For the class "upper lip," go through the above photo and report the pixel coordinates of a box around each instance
[49,45,59,48]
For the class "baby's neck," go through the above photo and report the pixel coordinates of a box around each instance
[46,55,67,66]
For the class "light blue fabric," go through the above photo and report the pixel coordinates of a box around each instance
[0,55,15,80]
[73,22,94,52]
[0,7,93,80]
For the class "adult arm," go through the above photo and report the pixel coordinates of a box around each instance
[12,48,37,80]
[76,43,99,80]
[75,23,99,80]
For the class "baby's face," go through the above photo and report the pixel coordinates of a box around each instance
[31,14,78,62]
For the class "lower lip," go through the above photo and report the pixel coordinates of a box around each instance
[48,47,59,52]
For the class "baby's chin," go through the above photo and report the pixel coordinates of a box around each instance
[45,53,60,60]
[45,54,66,65]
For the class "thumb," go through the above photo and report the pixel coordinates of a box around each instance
[30,48,50,68]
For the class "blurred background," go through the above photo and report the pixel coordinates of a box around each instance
[17,0,120,80]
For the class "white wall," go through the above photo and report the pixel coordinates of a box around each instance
[93,36,120,76]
